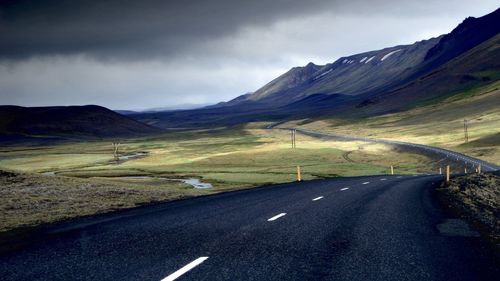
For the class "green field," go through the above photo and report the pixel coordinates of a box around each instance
[0,127,436,190]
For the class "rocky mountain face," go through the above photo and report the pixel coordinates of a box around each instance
[424,8,500,69]
[237,37,440,107]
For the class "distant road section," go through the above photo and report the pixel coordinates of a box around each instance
[294,128,499,172]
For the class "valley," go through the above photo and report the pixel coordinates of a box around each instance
[1,126,440,232]
[2,2,500,280]
[1,8,499,234]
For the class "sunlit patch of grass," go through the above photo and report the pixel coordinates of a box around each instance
[0,153,113,172]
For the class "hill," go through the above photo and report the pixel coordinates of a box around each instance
[0,105,162,141]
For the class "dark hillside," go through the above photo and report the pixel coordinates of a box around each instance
[0,105,161,140]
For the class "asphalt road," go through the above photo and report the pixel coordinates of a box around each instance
[1,174,498,280]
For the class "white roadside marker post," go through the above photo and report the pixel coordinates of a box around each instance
[297,165,302,182]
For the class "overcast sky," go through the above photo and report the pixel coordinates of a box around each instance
[0,0,498,110]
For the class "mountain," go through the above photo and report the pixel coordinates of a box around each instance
[143,103,214,112]
[246,63,322,103]
[114,110,139,115]
[130,8,500,128]
[355,33,500,115]
[423,9,500,70]
[0,105,162,140]
[232,37,440,107]
[236,8,500,108]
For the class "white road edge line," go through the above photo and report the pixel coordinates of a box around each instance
[161,257,209,281]
[312,196,324,201]
[362,182,370,185]
[268,213,287,221]
[340,187,349,191]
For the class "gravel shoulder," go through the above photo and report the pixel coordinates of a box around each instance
[436,172,500,246]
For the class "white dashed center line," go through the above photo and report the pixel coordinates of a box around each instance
[362,182,370,185]
[380,178,386,181]
[397,176,403,178]
[267,213,287,221]
[161,257,208,281]
[340,187,349,191]
[312,196,324,201]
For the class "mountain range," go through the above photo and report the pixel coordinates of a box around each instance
[131,7,500,128]
[2,8,499,138]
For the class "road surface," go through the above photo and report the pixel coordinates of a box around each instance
[1,174,498,280]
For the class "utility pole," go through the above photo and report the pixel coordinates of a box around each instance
[464,119,469,143]
[290,129,296,148]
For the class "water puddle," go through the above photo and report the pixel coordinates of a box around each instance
[120,176,212,189]
[118,152,148,161]
[437,219,480,237]
[179,178,213,189]
[40,172,212,189]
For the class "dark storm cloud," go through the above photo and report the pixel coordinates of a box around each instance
[0,0,335,60]
[0,0,498,110]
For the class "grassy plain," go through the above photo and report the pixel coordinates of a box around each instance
[0,127,435,187]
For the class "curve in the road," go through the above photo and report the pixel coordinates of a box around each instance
[293,128,499,172]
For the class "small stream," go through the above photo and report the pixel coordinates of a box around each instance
[179,178,213,189]
[40,173,212,189]
[118,152,148,161]
[115,176,213,189]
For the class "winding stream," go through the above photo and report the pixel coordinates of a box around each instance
[109,176,213,189]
